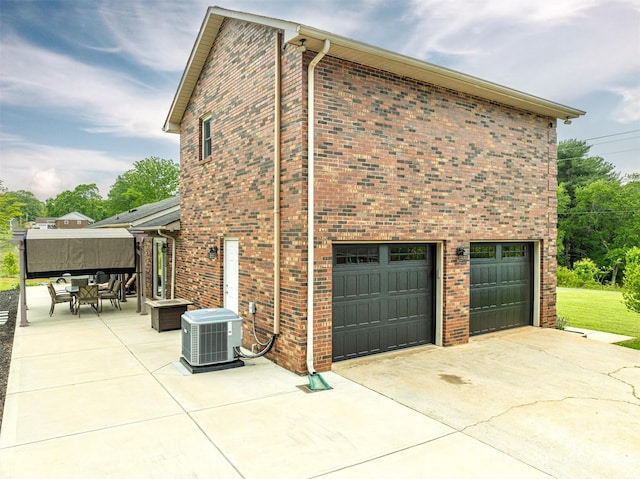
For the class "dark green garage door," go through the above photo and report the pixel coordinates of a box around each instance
[470,243,533,336]
[332,244,435,361]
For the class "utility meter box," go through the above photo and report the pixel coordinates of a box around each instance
[181,308,242,366]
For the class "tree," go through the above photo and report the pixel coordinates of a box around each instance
[557,139,619,201]
[556,139,629,273]
[0,191,25,233]
[45,184,106,221]
[622,247,640,314]
[107,157,179,215]
[3,190,44,226]
[556,183,571,266]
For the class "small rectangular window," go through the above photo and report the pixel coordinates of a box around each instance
[335,246,379,265]
[502,245,526,258]
[202,115,212,159]
[390,246,427,261]
[470,245,496,259]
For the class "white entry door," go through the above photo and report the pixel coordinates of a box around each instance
[224,238,239,314]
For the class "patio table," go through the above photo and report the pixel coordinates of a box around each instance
[146,298,193,332]
[65,285,79,314]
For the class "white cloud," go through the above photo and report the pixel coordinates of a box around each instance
[402,0,640,104]
[97,0,206,72]
[0,35,174,140]
[1,141,137,200]
[610,86,640,123]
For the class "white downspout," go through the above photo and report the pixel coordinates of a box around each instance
[157,230,176,299]
[306,39,331,375]
[273,32,282,335]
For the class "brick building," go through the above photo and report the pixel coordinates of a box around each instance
[91,196,180,301]
[164,7,584,375]
[55,212,94,229]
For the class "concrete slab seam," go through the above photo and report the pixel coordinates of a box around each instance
[96,314,247,478]
[185,388,303,415]
[307,430,460,479]
[4,370,149,396]
[0,412,186,450]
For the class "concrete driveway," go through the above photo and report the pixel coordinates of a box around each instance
[333,327,640,479]
[2,286,639,478]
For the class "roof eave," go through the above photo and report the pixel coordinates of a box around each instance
[295,25,585,120]
[163,6,299,133]
[163,8,585,133]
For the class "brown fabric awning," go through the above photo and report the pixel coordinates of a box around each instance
[25,229,136,278]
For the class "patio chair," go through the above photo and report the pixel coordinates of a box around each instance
[47,282,73,317]
[99,276,115,292]
[95,270,109,285]
[76,284,100,317]
[99,279,122,310]
[71,277,89,288]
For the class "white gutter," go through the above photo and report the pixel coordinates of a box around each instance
[306,39,331,375]
[157,230,176,300]
[273,32,282,335]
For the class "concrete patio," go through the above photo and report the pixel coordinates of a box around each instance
[1,285,638,478]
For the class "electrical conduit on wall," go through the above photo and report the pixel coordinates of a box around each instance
[306,39,331,375]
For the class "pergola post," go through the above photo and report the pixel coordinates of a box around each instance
[11,230,29,327]
[131,230,148,315]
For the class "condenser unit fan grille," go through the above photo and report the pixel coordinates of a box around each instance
[191,322,229,365]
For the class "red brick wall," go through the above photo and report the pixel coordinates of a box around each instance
[176,19,558,374]
[176,19,311,373]
[309,56,558,369]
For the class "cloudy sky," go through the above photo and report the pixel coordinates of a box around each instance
[1,0,638,201]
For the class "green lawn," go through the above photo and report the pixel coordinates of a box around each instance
[556,287,640,349]
[0,278,40,292]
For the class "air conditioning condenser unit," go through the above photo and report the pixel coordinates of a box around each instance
[181,308,242,368]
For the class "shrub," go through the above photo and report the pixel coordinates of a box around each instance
[622,247,640,314]
[557,266,576,287]
[2,252,19,276]
[557,261,604,289]
[573,258,600,285]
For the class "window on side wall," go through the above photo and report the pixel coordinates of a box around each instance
[202,115,212,160]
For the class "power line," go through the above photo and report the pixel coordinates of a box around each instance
[590,148,639,156]
[588,135,640,147]
[583,129,640,141]
[558,154,629,162]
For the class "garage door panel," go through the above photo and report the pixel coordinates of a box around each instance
[366,329,381,355]
[334,272,382,300]
[333,303,346,330]
[470,289,498,312]
[389,294,426,321]
[470,264,498,287]
[358,301,381,326]
[502,263,528,284]
[333,244,435,361]
[470,243,532,336]
[501,284,529,307]
[471,309,495,335]
[334,328,384,361]
[388,269,429,293]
